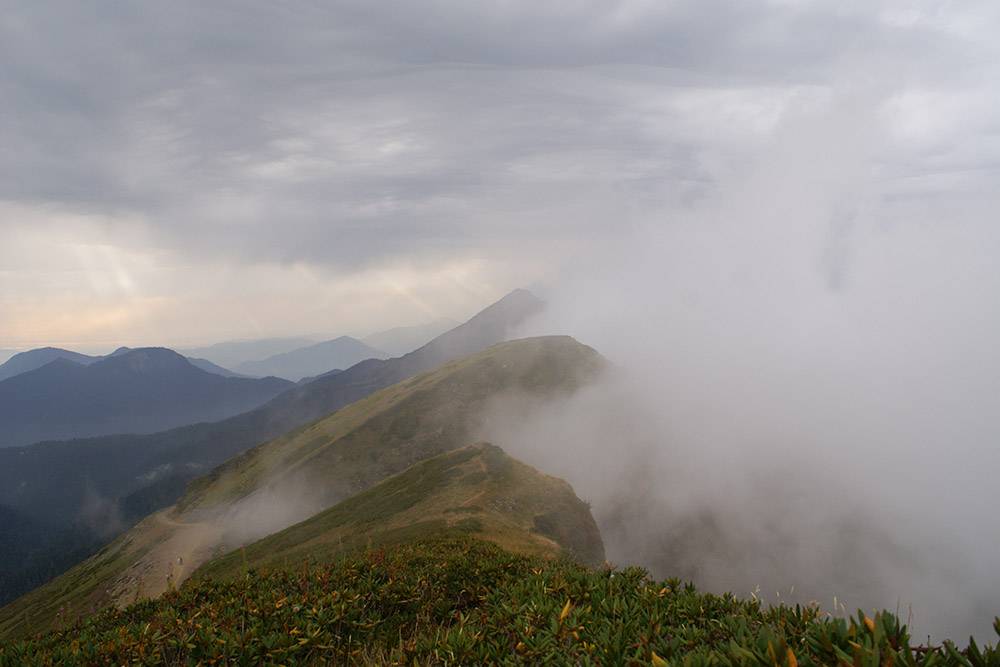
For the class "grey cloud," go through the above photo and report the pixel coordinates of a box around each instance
[3,1,993,272]
[489,78,1000,641]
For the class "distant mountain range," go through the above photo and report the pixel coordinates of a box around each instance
[361,319,458,356]
[0,346,245,382]
[1,319,458,386]
[177,321,457,382]
[0,348,96,382]
[234,336,388,381]
[184,356,248,378]
[0,348,293,448]
[0,289,545,606]
[179,337,317,371]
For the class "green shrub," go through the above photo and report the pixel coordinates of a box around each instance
[2,537,997,666]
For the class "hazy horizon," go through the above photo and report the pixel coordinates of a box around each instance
[0,317,466,357]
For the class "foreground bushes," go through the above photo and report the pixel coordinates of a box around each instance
[1,537,997,665]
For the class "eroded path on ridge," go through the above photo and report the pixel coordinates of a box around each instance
[107,510,223,607]
[460,455,490,508]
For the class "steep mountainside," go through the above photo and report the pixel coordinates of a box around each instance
[0,348,293,447]
[0,335,603,637]
[194,443,604,581]
[236,336,388,381]
[0,506,103,607]
[0,290,544,605]
[362,319,458,356]
[180,335,597,516]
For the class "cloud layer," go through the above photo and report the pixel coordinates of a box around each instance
[4,1,998,348]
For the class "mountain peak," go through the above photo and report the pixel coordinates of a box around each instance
[0,346,293,447]
[235,337,388,381]
[0,347,98,382]
[99,347,194,374]
[404,288,544,367]
[471,288,543,323]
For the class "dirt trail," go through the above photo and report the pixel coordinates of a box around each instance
[155,511,186,528]
[460,456,490,507]
[107,510,224,607]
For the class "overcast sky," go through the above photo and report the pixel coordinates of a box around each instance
[2,1,998,351]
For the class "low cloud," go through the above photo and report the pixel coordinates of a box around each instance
[481,79,1000,642]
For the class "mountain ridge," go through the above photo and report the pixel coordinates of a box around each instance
[0,347,96,382]
[0,348,293,448]
[0,289,545,606]
[179,337,317,370]
[0,345,246,383]
[0,333,602,637]
[361,318,458,356]
[193,442,605,584]
[235,335,387,381]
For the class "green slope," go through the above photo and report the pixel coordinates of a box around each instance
[194,443,605,583]
[0,335,604,639]
[4,538,998,665]
[179,334,602,515]
[0,288,542,611]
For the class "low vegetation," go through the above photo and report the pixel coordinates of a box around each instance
[2,537,996,666]
[194,443,605,583]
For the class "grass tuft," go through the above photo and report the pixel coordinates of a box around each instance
[2,537,997,666]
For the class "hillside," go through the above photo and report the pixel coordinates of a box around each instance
[0,507,102,607]
[195,443,605,583]
[0,335,603,638]
[0,290,541,608]
[236,336,388,381]
[0,289,541,526]
[4,538,997,665]
[0,348,294,447]
[179,334,598,516]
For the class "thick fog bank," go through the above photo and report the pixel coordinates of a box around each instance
[482,90,1000,642]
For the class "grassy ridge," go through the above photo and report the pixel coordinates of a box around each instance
[0,336,604,639]
[3,537,997,666]
[179,335,604,514]
[193,443,605,583]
